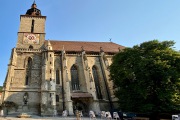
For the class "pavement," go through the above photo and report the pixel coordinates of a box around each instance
[0,116,103,120]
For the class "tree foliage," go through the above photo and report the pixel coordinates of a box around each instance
[0,86,3,92]
[110,40,180,116]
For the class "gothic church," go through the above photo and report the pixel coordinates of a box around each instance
[2,2,124,116]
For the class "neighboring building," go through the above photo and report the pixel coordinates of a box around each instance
[2,2,124,116]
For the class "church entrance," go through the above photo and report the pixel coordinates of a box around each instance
[71,92,93,116]
[72,99,88,116]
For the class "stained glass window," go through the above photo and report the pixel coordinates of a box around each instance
[71,65,80,90]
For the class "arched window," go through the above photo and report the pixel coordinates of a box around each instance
[27,57,32,69]
[29,45,33,49]
[56,70,60,84]
[71,65,80,90]
[92,66,102,99]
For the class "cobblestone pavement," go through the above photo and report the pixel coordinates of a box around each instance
[0,116,103,120]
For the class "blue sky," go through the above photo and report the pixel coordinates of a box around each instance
[0,0,180,86]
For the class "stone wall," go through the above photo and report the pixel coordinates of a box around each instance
[3,48,117,116]
[16,16,46,49]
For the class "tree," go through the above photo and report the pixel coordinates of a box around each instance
[0,86,3,92]
[110,40,180,120]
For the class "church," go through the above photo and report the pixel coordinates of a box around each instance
[1,2,124,116]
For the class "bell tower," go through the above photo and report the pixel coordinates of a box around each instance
[16,1,46,49]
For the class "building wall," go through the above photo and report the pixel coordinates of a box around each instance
[2,11,118,116]
[2,48,117,116]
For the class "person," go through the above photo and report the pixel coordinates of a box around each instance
[89,110,96,120]
[76,110,81,120]
[26,1,41,16]
[0,109,4,117]
[62,110,67,117]
[53,109,57,117]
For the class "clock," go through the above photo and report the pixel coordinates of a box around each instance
[23,33,40,44]
[27,34,36,41]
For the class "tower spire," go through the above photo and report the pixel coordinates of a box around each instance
[32,0,36,6]
[26,0,41,16]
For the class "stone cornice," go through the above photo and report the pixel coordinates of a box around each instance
[20,15,46,20]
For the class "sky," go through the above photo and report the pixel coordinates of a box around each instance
[0,0,180,86]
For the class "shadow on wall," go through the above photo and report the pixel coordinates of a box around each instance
[1,91,41,116]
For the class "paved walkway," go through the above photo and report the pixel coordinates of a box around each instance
[0,116,103,120]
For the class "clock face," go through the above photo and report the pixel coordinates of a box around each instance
[27,34,36,41]
[23,33,40,44]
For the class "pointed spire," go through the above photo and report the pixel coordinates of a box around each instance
[81,46,84,51]
[32,0,36,6]
[100,47,104,52]
[33,0,36,5]
[47,41,52,50]
[62,45,64,51]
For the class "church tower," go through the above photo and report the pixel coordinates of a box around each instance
[2,1,49,116]
[16,1,46,49]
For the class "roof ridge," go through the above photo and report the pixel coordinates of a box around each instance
[45,40,114,43]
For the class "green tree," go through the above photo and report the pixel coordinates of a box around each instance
[110,40,180,120]
[0,86,3,91]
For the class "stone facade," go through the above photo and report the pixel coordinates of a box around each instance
[1,3,124,116]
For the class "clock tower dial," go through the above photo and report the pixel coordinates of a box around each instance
[23,33,40,44]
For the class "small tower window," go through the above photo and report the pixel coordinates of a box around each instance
[31,19,35,33]
[29,45,33,49]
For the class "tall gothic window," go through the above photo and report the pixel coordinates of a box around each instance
[25,57,32,86]
[92,66,102,99]
[27,57,32,69]
[56,70,60,84]
[71,65,80,90]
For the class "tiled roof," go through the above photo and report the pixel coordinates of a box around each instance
[45,40,125,53]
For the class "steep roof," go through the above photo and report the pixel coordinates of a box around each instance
[45,40,124,53]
